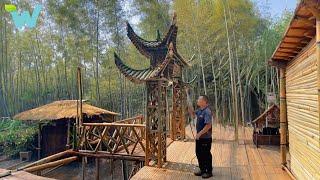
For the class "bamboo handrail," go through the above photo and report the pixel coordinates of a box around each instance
[116,115,143,123]
[82,123,145,127]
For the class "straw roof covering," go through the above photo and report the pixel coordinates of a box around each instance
[270,0,319,64]
[13,100,119,121]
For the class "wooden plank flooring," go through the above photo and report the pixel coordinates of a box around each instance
[132,124,291,180]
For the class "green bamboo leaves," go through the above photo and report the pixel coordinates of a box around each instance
[4,4,17,12]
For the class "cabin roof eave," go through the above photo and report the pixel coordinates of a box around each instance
[270,0,319,64]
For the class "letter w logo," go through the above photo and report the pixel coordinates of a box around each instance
[5,4,42,30]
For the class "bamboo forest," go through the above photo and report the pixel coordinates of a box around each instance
[0,0,319,180]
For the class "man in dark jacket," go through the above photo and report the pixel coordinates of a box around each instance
[189,95,213,178]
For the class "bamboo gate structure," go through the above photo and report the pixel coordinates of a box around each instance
[114,13,190,168]
[270,0,320,179]
[2,13,190,180]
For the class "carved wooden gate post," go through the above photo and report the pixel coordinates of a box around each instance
[145,80,167,167]
[171,81,186,140]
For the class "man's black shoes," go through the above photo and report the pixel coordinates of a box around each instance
[194,170,202,176]
[202,172,213,179]
[194,170,213,179]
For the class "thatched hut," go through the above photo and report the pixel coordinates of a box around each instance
[13,100,119,158]
[252,104,280,146]
[269,0,320,179]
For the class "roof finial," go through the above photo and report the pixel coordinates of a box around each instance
[156,29,161,41]
[169,42,174,57]
[172,12,177,25]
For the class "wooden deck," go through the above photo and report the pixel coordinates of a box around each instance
[132,124,291,180]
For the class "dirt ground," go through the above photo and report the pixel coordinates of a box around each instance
[0,157,134,180]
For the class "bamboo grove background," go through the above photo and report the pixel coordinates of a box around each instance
[0,0,294,125]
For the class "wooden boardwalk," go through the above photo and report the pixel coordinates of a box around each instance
[132,124,291,180]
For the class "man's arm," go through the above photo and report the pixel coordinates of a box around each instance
[196,123,212,139]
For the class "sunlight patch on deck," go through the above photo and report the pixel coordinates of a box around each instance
[132,125,291,180]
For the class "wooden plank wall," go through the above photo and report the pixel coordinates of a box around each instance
[286,38,320,179]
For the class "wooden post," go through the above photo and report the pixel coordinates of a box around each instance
[66,120,70,149]
[37,123,41,160]
[95,158,100,180]
[279,68,287,165]
[110,159,114,180]
[82,156,86,180]
[144,83,150,166]
[121,160,127,180]
[77,67,83,127]
[77,67,83,149]
[157,80,163,168]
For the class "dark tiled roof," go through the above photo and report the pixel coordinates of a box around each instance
[114,53,172,83]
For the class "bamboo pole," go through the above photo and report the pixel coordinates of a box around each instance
[37,123,41,160]
[24,156,77,173]
[77,67,83,127]
[82,123,145,127]
[280,68,287,165]
[95,158,100,180]
[66,120,70,149]
[18,150,72,171]
[82,156,86,180]
[316,18,320,147]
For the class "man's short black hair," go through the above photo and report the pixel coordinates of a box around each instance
[200,95,209,103]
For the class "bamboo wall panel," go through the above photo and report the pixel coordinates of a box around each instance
[286,39,320,180]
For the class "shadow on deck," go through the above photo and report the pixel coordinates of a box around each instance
[132,124,291,180]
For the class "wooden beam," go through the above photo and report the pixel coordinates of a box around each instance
[286,35,311,39]
[277,50,299,54]
[295,15,315,25]
[273,56,292,61]
[24,156,78,173]
[304,32,315,38]
[83,123,145,128]
[276,51,298,56]
[305,0,320,19]
[290,26,312,30]
[268,60,287,68]
[74,150,145,161]
[279,46,303,50]
[282,41,308,45]
[279,68,287,166]
[18,150,72,171]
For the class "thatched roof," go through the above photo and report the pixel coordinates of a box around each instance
[13,100,119,121]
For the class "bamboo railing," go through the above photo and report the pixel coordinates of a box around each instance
[79,115,146,157]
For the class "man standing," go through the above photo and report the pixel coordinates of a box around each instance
[189,95,213,178]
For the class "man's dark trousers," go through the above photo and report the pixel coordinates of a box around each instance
[196,138,212,173]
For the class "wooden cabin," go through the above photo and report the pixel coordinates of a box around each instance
[13,100,119,158]
[252,104,280,146]
[269,0,320,179]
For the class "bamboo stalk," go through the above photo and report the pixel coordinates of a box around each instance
[24,156,77,172]
[17,150,72,171]
[280,68,287,165]
[316,18,320,149]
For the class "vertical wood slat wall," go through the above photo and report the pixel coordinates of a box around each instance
[285,38,320,179]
